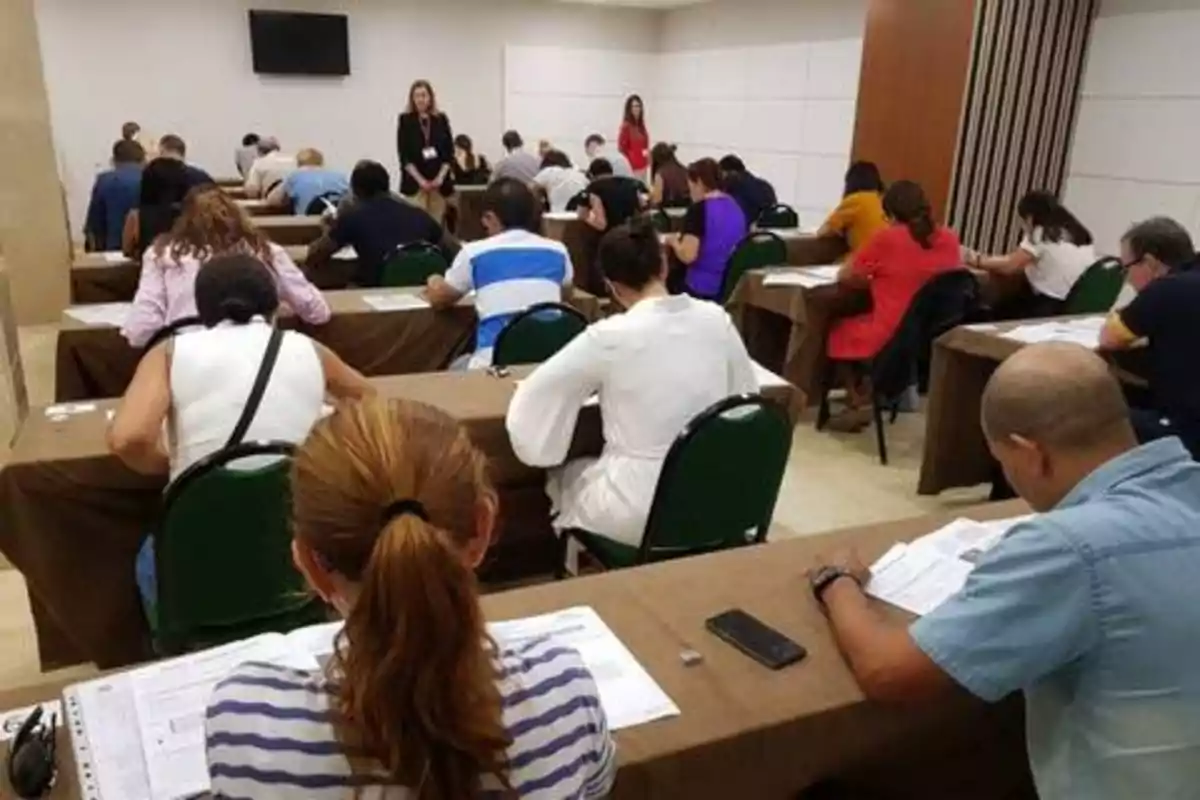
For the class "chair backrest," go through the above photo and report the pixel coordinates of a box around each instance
[720,231,789,303]
[380,241,448,287]
[263,178,284,198]
[303,190,345,216]
[1063,257,1126,315]
[872,270,981,401]
[755,204,800,230]
[155,440,318,653]
[143,315,203,355]
[640,395,791,564]
[565,190,589,212]
[492,302,589,367]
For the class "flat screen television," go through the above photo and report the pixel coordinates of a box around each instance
[248,10,350,76]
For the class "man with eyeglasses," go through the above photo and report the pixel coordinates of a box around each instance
[1099,216,1200,458]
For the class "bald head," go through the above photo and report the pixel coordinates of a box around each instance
[982,343,1134,451]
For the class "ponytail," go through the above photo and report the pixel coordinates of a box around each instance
[333,514,513,800]
[882,180,937,250]
[906,211,936,250]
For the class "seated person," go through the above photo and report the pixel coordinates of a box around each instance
[451,133,491,185]
[824,180,962,432]
[819,161,889,257]
[268,147,349,214]
[651,142,690,209]
[426,179,572,369]
[490,129,541,185]
[584,133,634,178]
[581,158,644,233]
[507,218,758,552]
[965,191,1096,319]
[157,134,214,189]
[307,160,450,287]
[84,139,145,252]
[107,254,370,613]
[121,185,330,347]
[121,157,190,259]
[244,136,297,199]
[235,132,260,178]
[811,343,1200,800]
[532,149,589,213]
[664,157,748,300]
[1100,216,1200,459]
[206,396,616,798]
[718,154,777,224]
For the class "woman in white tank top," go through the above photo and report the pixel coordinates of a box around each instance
[108,254,371,612]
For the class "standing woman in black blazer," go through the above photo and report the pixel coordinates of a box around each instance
[396,79,455,223]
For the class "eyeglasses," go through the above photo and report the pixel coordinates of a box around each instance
[6,706,57,799]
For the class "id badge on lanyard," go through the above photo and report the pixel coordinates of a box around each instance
[420,117,437,161]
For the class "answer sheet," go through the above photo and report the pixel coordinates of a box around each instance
[64,302,132,328]
[761,265,839,289]
[489,606,680,730]
[1000,316,1105,348]
[361,292,430,312]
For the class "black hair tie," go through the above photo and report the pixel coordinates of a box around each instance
[383,499,429,524]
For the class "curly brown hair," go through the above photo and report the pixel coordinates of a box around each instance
[154,185,274,265]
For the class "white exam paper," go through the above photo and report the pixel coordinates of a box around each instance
[332,246,358,261]
[102,251,130,264]
[0,700,62,742]
[752,361,789,389]
[489,606,680,730]
[361,293,430,312]
[65,302,131,328]
[1001,316,1105,348]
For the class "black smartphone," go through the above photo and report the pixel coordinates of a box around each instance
[705,609,807,670]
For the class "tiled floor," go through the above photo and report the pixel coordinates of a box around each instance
[0,324,989,692]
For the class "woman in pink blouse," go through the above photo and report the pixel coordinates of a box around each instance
[121,185,330,347]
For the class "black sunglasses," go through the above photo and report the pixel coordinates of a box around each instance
[6,706,57,799]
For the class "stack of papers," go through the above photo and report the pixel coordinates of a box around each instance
[1000,316,1105,348]
[866,515,1032,615]
[761,265,840,289]
[102,251,131,264]
[361,293,430,312]
[64,302,131,327]
[65,607,675,799]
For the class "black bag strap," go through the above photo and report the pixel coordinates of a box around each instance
[224,326,284,450]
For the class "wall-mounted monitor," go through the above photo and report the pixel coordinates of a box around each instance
[248,10,350,76]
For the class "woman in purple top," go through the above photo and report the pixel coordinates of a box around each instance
[666,157,748,299]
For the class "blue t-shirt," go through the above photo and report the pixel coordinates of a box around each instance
[284,168,350,215]
[85,164,142,250]
[444,229,572,367]
[910,438,1200,800]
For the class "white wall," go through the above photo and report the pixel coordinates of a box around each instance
[655,0,868,228]
[1064,0,1200,254]
[35,0,659,233]
[504,45,657,170]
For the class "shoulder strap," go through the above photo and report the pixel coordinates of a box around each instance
[224,326,284,450]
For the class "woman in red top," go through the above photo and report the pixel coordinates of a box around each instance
[618,95,650,180]
[825,180,963,431]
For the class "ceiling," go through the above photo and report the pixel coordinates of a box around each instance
[554,0,711,8]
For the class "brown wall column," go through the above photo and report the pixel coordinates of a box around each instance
[850,0,979,219]
[0,0,71,326]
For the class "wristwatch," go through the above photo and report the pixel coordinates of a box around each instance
[811,566,861,605]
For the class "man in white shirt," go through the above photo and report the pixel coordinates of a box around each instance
[425,179,572,368]
[585,134,634,179]
[244,137,298,199]
[532,149,589,213]
[491,130,541,185]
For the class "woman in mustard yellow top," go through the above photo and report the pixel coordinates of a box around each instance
[818,161,888,256]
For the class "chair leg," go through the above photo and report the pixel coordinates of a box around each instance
[873,398,889,465]
[815,361,836,431]
[554,532,571,580]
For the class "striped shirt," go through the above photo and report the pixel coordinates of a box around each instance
[444,229,573,368]
[205,638,615,799]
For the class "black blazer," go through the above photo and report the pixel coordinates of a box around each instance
[396,111,455,197]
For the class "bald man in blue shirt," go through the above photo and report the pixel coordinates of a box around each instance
[811,343,1200,800]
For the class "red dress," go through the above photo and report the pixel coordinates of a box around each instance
[618,121,650,174]
[827,224,963,360]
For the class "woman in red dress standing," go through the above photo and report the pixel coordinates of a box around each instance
[824,180,963,432]
[618,95,650,182]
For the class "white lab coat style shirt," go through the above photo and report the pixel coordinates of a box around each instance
[507,294,759,547]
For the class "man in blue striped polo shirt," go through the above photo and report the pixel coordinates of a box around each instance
[427,178,573,368]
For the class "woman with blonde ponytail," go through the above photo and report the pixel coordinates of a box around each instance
[205,397,615,799]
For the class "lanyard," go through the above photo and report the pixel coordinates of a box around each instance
[420,115,432,146]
